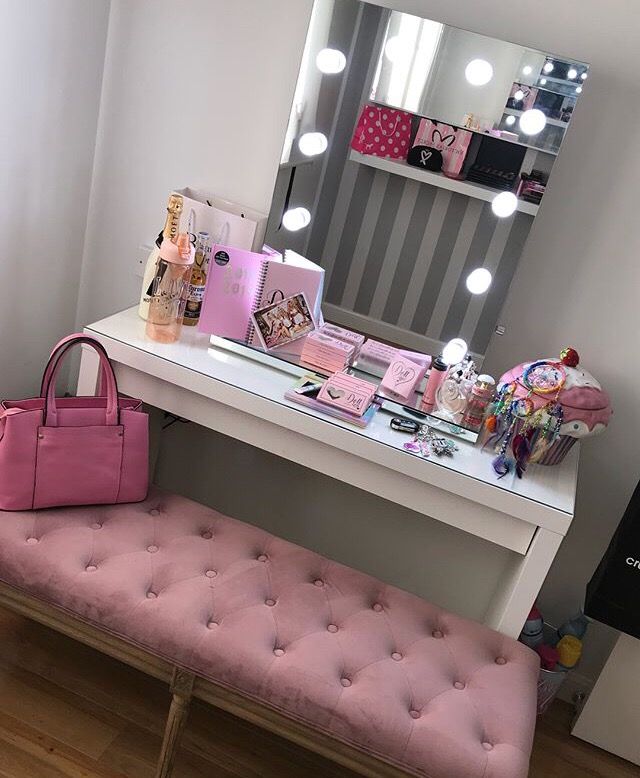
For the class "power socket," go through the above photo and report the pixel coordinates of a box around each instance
[135,244,154,279]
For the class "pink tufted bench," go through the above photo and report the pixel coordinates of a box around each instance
[0,489,538,778]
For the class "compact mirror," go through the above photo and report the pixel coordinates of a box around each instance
[214,0,588,440]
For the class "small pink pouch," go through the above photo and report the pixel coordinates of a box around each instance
[380,356,427,403]
[317,372,378,417]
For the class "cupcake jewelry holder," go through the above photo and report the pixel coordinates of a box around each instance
[483,348,612,479]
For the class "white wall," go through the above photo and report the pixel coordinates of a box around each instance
[75,0,640,689]
[0,0,110,397]
[75,0,313,326]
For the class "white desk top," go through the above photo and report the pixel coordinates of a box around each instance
[87,307,578,531]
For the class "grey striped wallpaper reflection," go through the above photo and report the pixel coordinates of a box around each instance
[265,0,539,356]
[318,162,533,355]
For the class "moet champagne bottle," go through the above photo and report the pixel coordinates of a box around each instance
[138,193,183,320]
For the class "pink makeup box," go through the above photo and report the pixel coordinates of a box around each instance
[380,355,428,403]
[301,331,356,373]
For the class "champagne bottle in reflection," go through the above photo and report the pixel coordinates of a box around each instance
[138,193,183,320]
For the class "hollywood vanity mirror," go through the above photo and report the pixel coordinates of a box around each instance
[216,0,588,438]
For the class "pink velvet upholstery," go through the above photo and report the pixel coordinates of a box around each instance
[0,489,539,777]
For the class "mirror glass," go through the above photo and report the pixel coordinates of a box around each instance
[371,12,586,155]
[215,0,588,438]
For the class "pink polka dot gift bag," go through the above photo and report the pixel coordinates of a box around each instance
[350,103,412,160]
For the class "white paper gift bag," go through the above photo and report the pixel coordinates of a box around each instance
[174,188,268,251]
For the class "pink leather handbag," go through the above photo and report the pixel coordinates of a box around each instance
[0,334,149,511]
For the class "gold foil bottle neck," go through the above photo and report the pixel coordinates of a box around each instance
[163,193,183,243]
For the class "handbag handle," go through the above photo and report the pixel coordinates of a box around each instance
[41,335,119,427]
[40,333,110,397]
[375,107,401,138]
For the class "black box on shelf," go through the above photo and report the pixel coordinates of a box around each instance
[462,135,527,191]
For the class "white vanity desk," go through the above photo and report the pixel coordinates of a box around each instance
[80,306,579,639]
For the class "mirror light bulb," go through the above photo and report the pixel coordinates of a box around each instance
[581,72,588,80]
[298,132,328,157]
[543,61,554,74]
[567,67,578,79]
[522,65,533,76]
[384,36,406,64]
[466,268,493,295]
[492,191,518,218]
[442,338,468,366]
[316,48,346,74]
[519,108,547,135]
[513,89,525,101]
[539,77,547,85]
[282,207,311,231]
[575,86,582,94]
[505,115,516,126]
[465,58,493,86]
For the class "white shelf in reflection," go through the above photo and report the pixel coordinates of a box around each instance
[349,151,539,216]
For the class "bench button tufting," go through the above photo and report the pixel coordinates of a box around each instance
[91,523,102,530]
[273,647,285,657]
[147,545,158,554]
[327,624,338,633]
[26,537,38,545]
[432,629,443,639]
[207,620,218,629]
[85,565,97,572]
[314,579,324,587]
[482,742,493,751]
[201,531,213,540]
[205,569,217,578]
[454,681,465,690]
[149,508,160,516]
[265,598,276,607]
[340,677,352,688]
[409,710,421,719]
[495,656,507,665]
[146,591,157,599]
[391,651,403,661]
[372,603,383,612]
[257,554,268,562]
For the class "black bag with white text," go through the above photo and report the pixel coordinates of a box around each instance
[585,478,640,639]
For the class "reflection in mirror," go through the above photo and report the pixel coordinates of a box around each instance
[371,12,587,154]
[214,0,588,439]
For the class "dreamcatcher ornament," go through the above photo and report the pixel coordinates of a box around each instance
[484,356,569,479]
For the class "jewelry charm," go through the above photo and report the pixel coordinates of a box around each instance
[403,425,458,458]
[428,433,458,457]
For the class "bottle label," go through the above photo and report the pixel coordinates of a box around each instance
[183,284,205,320]
[187,284,205,302]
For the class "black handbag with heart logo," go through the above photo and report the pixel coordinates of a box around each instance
[407,145,443,172]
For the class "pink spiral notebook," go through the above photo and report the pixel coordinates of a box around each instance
[198,246,324,345]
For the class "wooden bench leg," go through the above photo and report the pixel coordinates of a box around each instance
[156,668,196,778]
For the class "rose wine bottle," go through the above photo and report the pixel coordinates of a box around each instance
[138,193,183,320]
[145,233,194,343]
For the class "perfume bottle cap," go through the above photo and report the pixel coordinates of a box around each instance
[432,357,448,372]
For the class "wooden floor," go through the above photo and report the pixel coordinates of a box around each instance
[0,607,636,778]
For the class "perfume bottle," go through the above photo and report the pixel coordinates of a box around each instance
[461,375,495,432]
[420,357,447,413]
[182,231,211,327]
[138,193,183,321]
[145,233,193,343]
